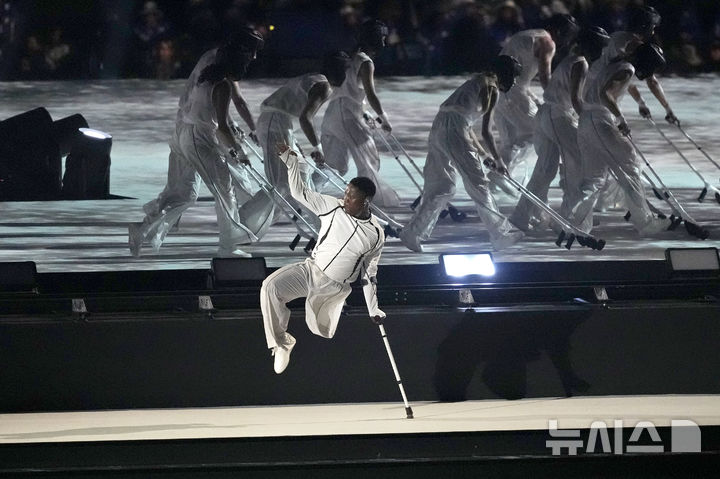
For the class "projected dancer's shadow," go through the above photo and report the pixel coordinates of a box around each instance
[434,309,589,401]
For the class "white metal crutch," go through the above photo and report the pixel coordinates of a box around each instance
[627,135,709,239]
[230,161,319,252]
[363,113,467,221]
[483,158,607,250]
[647,118,720,204]
[293,144,405,234]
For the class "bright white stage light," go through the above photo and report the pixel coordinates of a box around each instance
[440,253,495,277]
[665,247,719,274]
[79,127,112,140]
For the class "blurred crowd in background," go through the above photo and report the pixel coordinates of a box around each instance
[2,0,720,81]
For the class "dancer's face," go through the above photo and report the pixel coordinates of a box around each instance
[343,184,368,218]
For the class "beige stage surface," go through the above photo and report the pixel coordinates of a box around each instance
[1,395,718,444]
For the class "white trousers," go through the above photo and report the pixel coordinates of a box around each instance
[320,98,401,207]
[256,111,321,226]
[138,123,254,251]
[494,87,538,176]
[510,104,582,230]
[260,259,351,349]
[570,109,667,234]
[403,113,515,249]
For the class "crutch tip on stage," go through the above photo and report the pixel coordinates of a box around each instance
[405,407,414,419]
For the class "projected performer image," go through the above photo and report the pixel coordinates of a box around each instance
[591,5,680,211]
[509,26,611,233]
[320,19,401,207]
[567,43,684,236]
[399,55,525,253]
[128,28,267,258]
[261,144,385,375]
[256,51,350,220]
[494,14,580,182]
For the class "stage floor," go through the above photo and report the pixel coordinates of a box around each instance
[2,395,718,444]
[0,77,719,273]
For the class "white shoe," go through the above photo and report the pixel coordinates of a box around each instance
[399,228,423,253]
[491,230,524,250]
[217,246,251,258]
[128,223,143,258]
[272,333,296,374]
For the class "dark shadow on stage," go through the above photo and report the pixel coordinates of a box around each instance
[434,309,589,401]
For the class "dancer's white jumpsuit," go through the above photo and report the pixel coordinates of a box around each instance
[320,51,401,207]
[510,53,584,230]
[260,152,385,350]
[137,49,256,252]
[495,30,548,175]
[569,57,668,234]
[401,74,517,250]
[592,31,637,210]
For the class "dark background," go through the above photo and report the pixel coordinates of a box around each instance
[2,0,720,81]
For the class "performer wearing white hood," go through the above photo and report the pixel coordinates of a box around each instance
[261,144,386,374]
[569,42,671,235]
[257,51,350,212]
[510,26,610,232]
[597,6,677,125]
[128,28,264,258]
[494,14,579,179]
[399,55,524,253]
[320,19,401,207]
[592,5,679,211]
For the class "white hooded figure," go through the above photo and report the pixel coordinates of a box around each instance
[494,15,578,179]
[320,19,401,207]
[568,43,670,235]
[128,29,268,258]
[510,26,610,231]
[591,6,679,212]
[256,51,350,224]
[399,56,524,253]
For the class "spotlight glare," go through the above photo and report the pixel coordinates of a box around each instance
[440,253,495,277]
[79,128,111,140]
[665,247,719,274]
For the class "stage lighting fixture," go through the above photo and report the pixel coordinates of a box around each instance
[665,247,720,276]
[209,257,268,288]
[440,253,495,278]
[62,128,113,199]
[0,261,38,292]
[52,113,89,156]
[0,107,62,200]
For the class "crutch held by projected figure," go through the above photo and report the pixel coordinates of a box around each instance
[364,113,466,222]
[672,122,720,203]
[646,117,720,204]
[293,142,404,237]
[484,157,606,250]
[399,55,526,253]
[627,136,709,240]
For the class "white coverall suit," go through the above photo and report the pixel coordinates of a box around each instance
[592,31,639,211]
[261,150,385,350]
[257,73,327,197]
[495,30,548,177]
[320,51,401,207]
[569,57,668,234]
[134,49,258,254]
[401,74,519,250]
[510,53,585,230]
